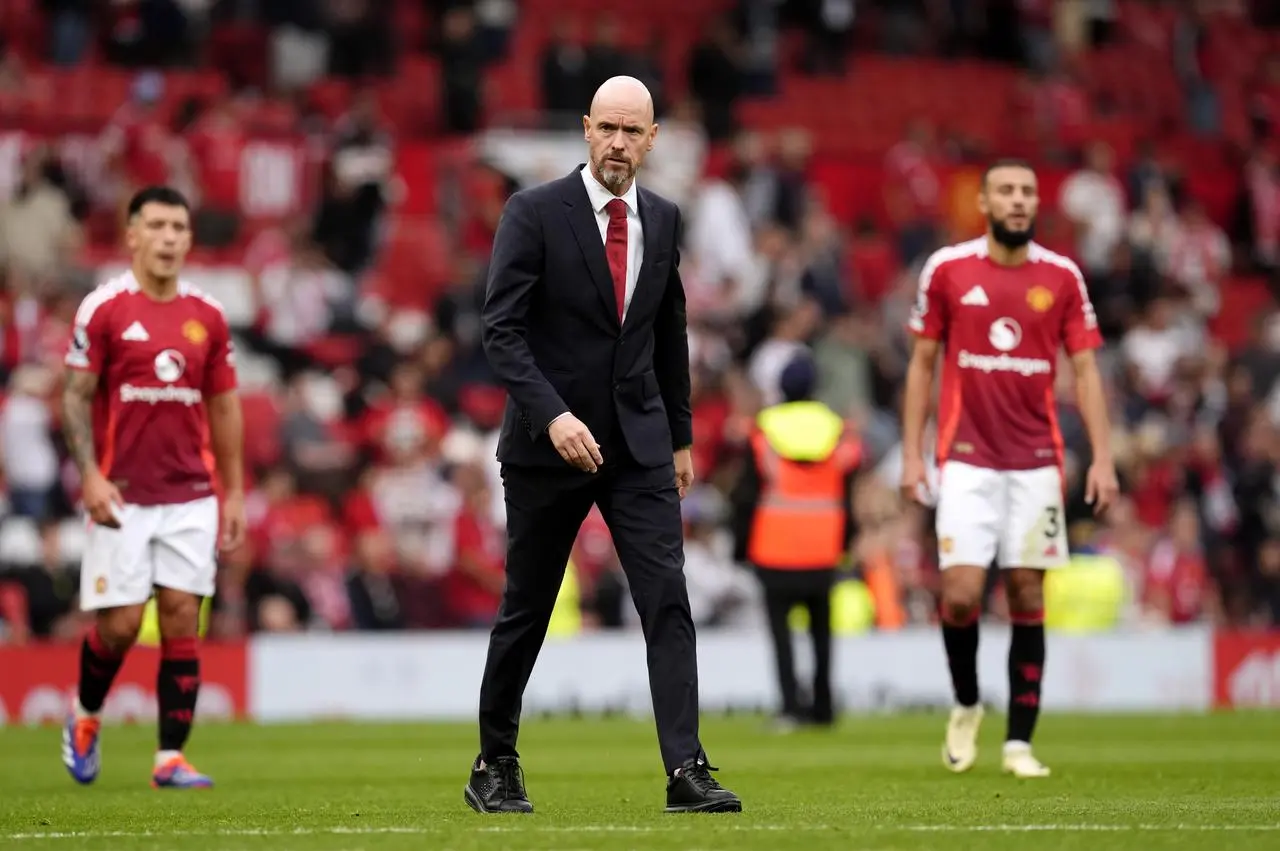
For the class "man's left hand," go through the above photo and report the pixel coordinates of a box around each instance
[220,491,247,552]
[674,449,694,500]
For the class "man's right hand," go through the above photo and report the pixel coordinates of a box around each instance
[548,413,604,473]
[82,470,124,529]
[899,454,931,506]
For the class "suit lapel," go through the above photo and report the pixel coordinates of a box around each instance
[625,190,662,330]
[562,173,620,324]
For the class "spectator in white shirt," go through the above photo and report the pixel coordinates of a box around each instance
[1060,141,1127,279]
[1165,200,1231,318]
[0,365,60,524]
[748,299,821,406]
[1122,297,1200,405]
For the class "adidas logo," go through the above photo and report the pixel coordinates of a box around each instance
[121,321,150,342]
[960,286,989,306]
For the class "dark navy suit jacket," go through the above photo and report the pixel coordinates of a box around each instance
[481,166,693,469]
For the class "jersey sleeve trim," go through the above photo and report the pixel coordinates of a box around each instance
[908,239,986,338]
[1030,244,1101,352]
[65,321,93,370]
[907,251,946,336]
[67,278,135,373]
[64,355,95,371]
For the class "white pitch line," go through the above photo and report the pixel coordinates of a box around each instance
[5,824,1280,840]
[900,825,1280,833]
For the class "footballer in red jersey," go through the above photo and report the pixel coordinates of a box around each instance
[60,187,246,790]
[901,159,1119,779]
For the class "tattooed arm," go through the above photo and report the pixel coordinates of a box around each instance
[62,369,122,528]
[61,369,99,475]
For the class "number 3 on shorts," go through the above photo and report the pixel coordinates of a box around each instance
[1043,506,1059,539]
[1016,502,1068,569]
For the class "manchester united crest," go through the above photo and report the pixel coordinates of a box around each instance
[182,319,208,345]
[1027,286,1054,313]
[95,575,108,594]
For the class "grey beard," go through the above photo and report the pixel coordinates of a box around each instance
[596,159,634,189]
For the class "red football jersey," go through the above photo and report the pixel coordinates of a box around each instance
[65,272,238,506]
[908,238,1102,471]
[186,115,245,210]
[102,105,173,187]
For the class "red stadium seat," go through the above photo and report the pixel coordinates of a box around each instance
[305,335,364,369]
[207,24,270,89]
[308,78,353,121]
[1209,277,1276,353]
[239,392,283,468]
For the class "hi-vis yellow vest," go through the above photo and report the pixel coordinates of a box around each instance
[748,401,860,569]
[546,560,581,637]
[136,596,211,646]
[1044,553,1126,632]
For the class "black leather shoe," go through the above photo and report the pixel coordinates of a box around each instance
[664,757,742,813]
[464,755,534,813]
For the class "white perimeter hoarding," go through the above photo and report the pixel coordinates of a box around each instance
[250,627,1212,721]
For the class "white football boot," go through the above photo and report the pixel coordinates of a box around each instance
[1002,740,1051,778]
[941,704,984,772]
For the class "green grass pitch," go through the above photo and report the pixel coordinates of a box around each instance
[2,713,1278,850]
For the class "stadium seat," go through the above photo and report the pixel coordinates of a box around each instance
[0,517,41,565]
[308,78,353,121]
[1209,276,1276,352]
[231,344,284,391]
[0,508,85,568]
[368,217,454,309]
[207,24,270,90]
[0,580,30,640]
[305,335,364,369]
[59,519,87,565]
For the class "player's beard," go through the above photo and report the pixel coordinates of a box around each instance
[594,153,636,190]
[989,213,1035,249]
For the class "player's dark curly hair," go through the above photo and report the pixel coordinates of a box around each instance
[126,185,190,219]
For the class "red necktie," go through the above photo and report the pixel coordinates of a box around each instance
[605,198,628,322]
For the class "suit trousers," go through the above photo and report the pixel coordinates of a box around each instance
[478,453,703,774]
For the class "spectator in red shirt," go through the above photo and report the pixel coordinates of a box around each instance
[883,121,941,265]
[846,219,896,306]
[1247,54,1280,140]
[185,97,246,246]
[359,361,450,462]
[346,528,407,631]
[572,506,625,629]
[1144,498,1212,624]
[100,72,175,205]
[1128,441,1181,531]
[441,462,505,627]
[690,367,728,480]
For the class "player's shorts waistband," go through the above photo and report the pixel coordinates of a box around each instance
[940,459,1062,474]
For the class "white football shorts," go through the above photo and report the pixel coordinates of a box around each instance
[935,460,1068,571]
[79,495,219,610]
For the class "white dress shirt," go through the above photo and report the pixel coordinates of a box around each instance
[580,165,643,321]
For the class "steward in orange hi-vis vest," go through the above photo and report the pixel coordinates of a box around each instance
[730,355,862,728]
[746,404,861,568]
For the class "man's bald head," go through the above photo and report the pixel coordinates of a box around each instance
[589,76,654,125]
[583,76,659,195]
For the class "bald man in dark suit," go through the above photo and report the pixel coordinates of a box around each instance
[465,76,743,816]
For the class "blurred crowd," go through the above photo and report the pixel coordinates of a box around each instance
[1,0,1280,644]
